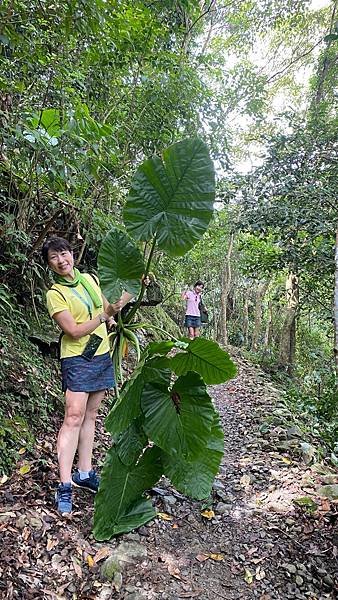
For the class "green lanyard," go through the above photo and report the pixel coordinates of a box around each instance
[71,286,94,320]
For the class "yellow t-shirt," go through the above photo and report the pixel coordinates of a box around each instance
[46,273,109,359]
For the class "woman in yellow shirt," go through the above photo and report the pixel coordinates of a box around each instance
[42,236,132,514]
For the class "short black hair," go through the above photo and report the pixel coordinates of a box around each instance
[41,237,72,263]
[194,280,204,288]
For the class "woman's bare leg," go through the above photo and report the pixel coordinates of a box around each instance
[188,326,194,340]
[57,390,88,483]
[77,389,105,472]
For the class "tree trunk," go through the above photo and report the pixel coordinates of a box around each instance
[334,229,338,375]
[243,285,250,347]
[263,299,273,349]
[212,288,218,342]
[278,273,299,374]
[219,233,234,347]
[251,281,269,351]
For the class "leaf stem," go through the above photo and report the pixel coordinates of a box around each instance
[144,324,179,341]
[124,236,157,324]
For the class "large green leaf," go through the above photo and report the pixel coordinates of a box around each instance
[162,412,224,499]
[107,498,157,537]
[105,362,144,435]
[123,138,215,256]
[31,108,61,136]
[98,227,145,301]
[105,357,171,436]
[142,356,172,389]
[171,337,237,384]
[93,445,163,540]
[141,372,214,459]
[116,417,147,466]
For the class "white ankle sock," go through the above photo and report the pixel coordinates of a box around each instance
[78,470,90,480]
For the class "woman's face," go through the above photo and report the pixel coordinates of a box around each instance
[194,284,204,294]
[47,248,74,278]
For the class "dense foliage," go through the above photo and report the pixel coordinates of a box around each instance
[0,0,336,473]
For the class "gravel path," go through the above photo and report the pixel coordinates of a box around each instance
[1,355,337,599]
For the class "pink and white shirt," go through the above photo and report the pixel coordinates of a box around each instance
[183,290,201,317]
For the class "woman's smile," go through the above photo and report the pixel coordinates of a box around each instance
[48,250,74,277]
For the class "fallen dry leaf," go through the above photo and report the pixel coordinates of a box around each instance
[196,552,224,562]
[240,474,251,488]
[200,509,215,520]
[0,475,8,485]
[86,555,94,568]
[196,553,209,562]
[19,464,30,476]
[168,564,181,579]
[251,557,265,565]
[93,547,112,563]
[320,499,331,512]
[22,527,31,541]
[157,512,173,521]
[255,566,266,580]
[209,553,224,561]
[46,538,59,552]
[72,557,82,578]
[244,568,253,584]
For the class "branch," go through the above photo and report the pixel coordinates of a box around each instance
[266,38,324,84]
[182,0,217,52]
[314,0,338,104]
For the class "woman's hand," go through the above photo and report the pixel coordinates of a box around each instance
[107,316,116,330]
[105,300,122,317]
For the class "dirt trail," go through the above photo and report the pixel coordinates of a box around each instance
[1,355,337,600]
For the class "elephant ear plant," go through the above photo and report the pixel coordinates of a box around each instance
[94,138,237,540]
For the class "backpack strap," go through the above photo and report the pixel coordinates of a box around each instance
[50,285,68,303]
[88,272,99,286]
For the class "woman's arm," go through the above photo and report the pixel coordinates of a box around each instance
[102,292,134,312]
[53,303,117,340]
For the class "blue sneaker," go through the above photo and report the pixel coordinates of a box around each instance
[72,469,100,493]
[55,482,72,514]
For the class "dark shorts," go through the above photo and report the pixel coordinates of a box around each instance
[184,315,201,328]
[61,352,115,393]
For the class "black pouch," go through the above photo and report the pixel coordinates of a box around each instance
[198,300,209,324]
[81,334,103,361]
